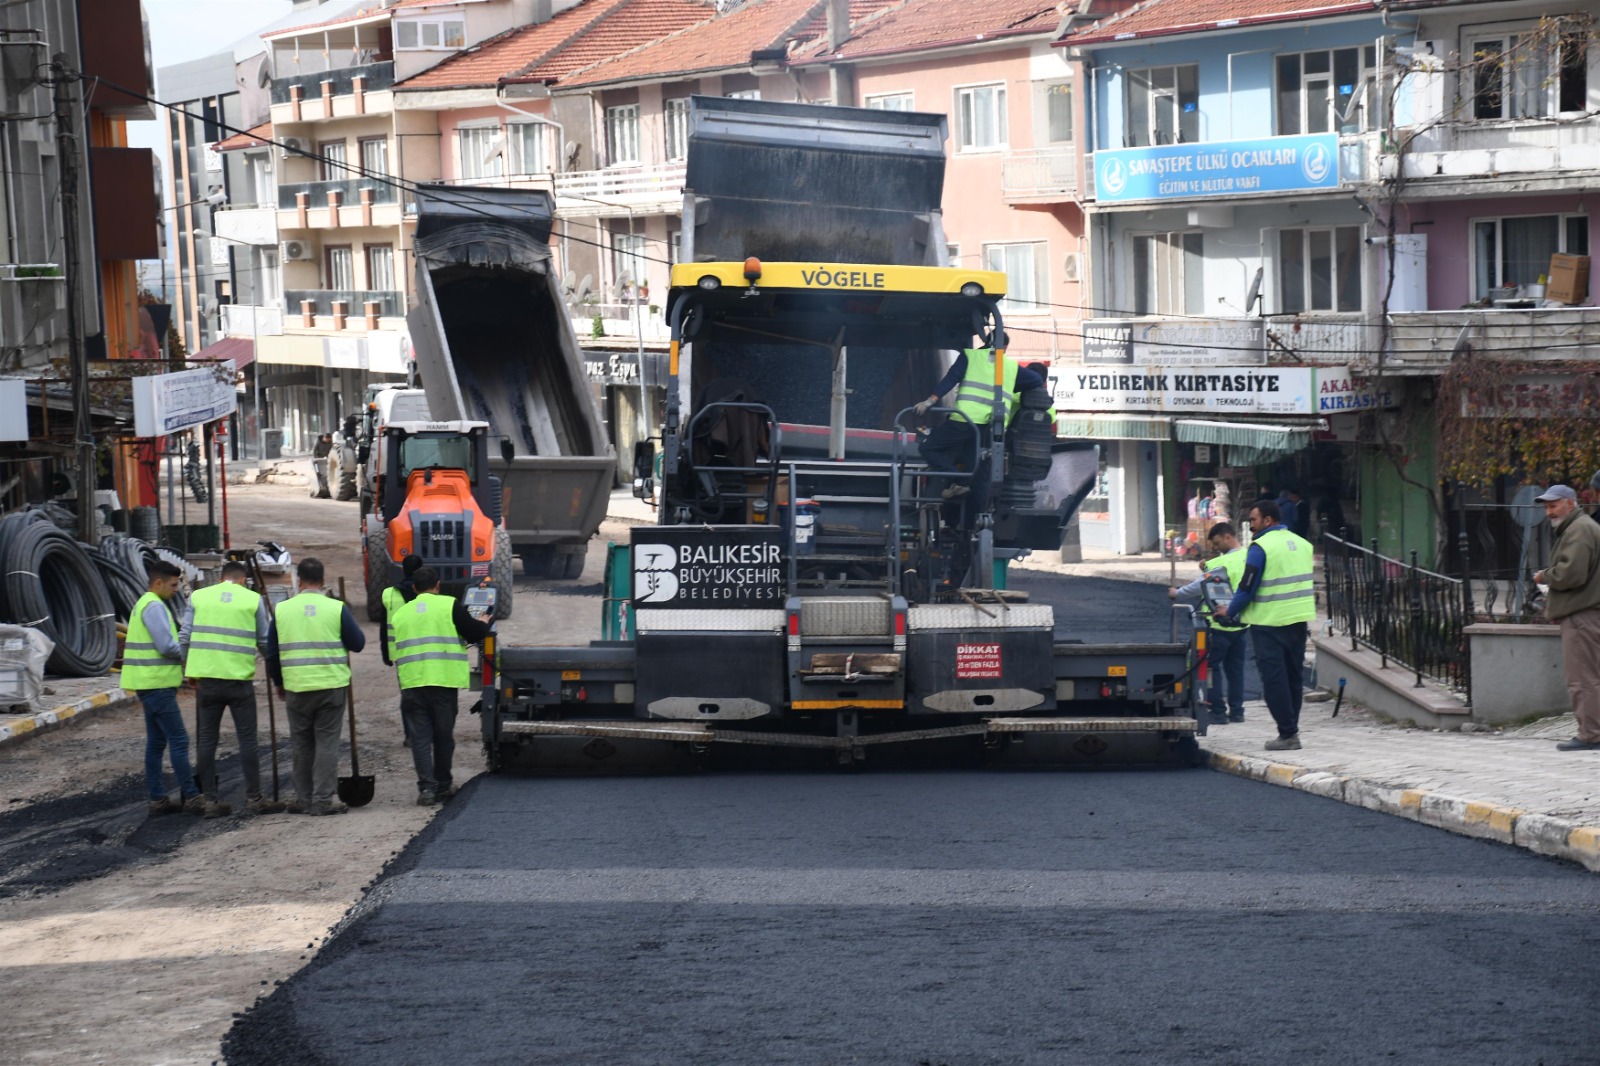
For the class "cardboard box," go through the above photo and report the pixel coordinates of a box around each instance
[1546,253,1590,304]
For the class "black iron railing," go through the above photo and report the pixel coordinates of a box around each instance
[1322,532,1470,697]
[278,179,399,209]
[270,61,394,105]
[286,289,404,317]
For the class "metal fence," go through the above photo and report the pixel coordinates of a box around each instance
[1322,532,1471,698]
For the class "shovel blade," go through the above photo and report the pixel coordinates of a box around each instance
[337,774,376,807]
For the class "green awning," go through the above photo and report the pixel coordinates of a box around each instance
[1057,414,1171,441]
[1174,419,1320,465]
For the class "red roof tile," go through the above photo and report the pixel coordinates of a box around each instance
[793,0,1065,62]
[396,0,716,90]
[262,4,390,40]
[1068,0,1374,44]
[215,122,273,151]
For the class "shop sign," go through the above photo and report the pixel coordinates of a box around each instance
[132,361,238,437]
[631,526,785,607]
[1315,367,1397,413]
[1055,366,1316,415]
[0,380,25,441]
[1082,318,1264,366]
[1460,373,1600,418]
[1094,133,1339,203]
[584,349,667,387]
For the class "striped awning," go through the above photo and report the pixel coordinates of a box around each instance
[1057,414,1171,441]
[1174,419,1323,465]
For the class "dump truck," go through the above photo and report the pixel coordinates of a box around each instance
[475,98,1204,770]
[408,183,615,581]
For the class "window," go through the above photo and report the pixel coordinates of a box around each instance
[400,435,476,481]
[1126,65,1198,146]
[458,124,501,180]
[983,242,1048,314]
[258,248,281,305]
[1038,82,1073,143]
[866,92,914,111]
[946,243,961,264]
[359,137,388,177]
[1469,26,1588,120]
[669,229,682,265]
[726,89,761,100]
[395,17,465,50]
[366,244,396,292]
[1131,232,1204,316]
[509,122,548,175]
[318,139,347,181]
[325,245,354,291]
[956,83,1008,150]
[1472,214,1589,298]
[664,98,690,161]
[1278,226,1363,313]
[605,104,640,166]
[614,232,648,295]
[1276,47,1377,134]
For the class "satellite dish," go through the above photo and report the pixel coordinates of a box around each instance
[1512,484,1546,530]
[1244,267,1264,315]
[564,141,580,170]
[562,271,577,295]
[574,273,593,304]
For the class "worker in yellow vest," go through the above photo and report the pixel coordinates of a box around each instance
[1169,522,1251,725]
[180,560,276,817]
[390,566,491,806]
[914,335,1047,507]
[265,558,366,815]
[1215,499,1317,751]
[124,559,204,816]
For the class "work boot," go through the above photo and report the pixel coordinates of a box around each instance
[308,801,348,816]
[1228,712,1246,723]
[182,793,207,815]
[245,794,286,815]
[434,784,456,801]
[416,791,439,807]
[1264,735,1302,751]
[1555,737,1600,751]
[147,797,182,816]
[284,798,309,815]
[202,799,233,819]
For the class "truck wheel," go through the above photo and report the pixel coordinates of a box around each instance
[492,527,515,619]
[559,543,589,580]
[364,531,390,622]
[519,546,552,578]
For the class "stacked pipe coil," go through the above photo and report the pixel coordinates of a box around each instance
[0,514,117,676]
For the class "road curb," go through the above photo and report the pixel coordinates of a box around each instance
[1204,749,1600,872]
[0,686,133,747]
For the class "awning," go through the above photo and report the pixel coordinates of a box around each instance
[1057,414,1171,441]
[192,336,254,370]
[1174,419,1324,465]
[215,122,272,152]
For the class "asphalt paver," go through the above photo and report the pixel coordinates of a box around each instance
[224,769,1600,1065]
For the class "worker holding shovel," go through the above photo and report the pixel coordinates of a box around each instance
[390,566,492,806]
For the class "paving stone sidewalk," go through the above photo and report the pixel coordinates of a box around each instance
[0,675,132,745]
[1202,702,1600,871]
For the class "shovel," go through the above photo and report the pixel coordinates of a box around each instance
[263,675,282,802]
[336,576,375,807]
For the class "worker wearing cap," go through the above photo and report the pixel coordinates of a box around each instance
[264,557,366,815]
[125,559,205,817]
[377,554,426,667]
[1169,521,1251,725]
[390,566,492,806]
[1215,499,1316,751]
[1532,484,1600,751]
[915,333,1047,506]
[181,560,277,817]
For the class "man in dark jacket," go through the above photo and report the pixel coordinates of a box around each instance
[1533,484,1600,750]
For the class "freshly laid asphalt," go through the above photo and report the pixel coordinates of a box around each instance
[224,769,1600,1065]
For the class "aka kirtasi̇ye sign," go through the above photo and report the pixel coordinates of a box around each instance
[1055,366,1317,415]
[631,525,785,607]
[1094,134,1339,203]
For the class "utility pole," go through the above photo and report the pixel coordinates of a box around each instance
[51,56,96,546]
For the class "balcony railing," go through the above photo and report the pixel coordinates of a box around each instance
[214,206,278,246]
[287,289,404,318]
[271,61,394,105]
[1262,314,1373,364]
[1402,117,1600,180]
[554,162,686,208]
[1001,146,1077,199]
[1385,307,1600,371]
[221,304,284,338]
[279,178,399,209]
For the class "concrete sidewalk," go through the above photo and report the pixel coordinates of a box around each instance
[0,675,132,746]
[1202,706,1600,871]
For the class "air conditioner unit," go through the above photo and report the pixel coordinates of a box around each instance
[281,240,314,261]
[1062,252,1079,283]
[280,136,306,158]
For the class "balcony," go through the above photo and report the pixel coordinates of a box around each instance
[569,302,670,343]
[1262,314,1373,366]
[287,289,404,318]
[278,179,403,230]
[214,206,279,247]
[1401,118,1600,188]
[0,269,66,367]
[1385,307,1600,374]
[1001,147,1078,203]
[270,61,394,122]
[221,304,285,338]
[554,162,686,217]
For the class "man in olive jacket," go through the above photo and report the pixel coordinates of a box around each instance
[1533,484,1600,750]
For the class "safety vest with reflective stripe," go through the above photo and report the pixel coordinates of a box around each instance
[123,591,183,690]
[274,591,350,692]
[1203,548,1248,632]
[1240,528,1317,627]
[185,582,262,681]
[391,592,470,690]
[951,348,1018,426]
[381,585,408,662]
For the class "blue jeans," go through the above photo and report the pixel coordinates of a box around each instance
[1206,626,1248,718]
[1252,623,1308,738]
[140,688,198,801]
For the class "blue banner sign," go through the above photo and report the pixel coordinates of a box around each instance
[1094,134,1339,203]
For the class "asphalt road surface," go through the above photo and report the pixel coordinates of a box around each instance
[225,770,1600,1065]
